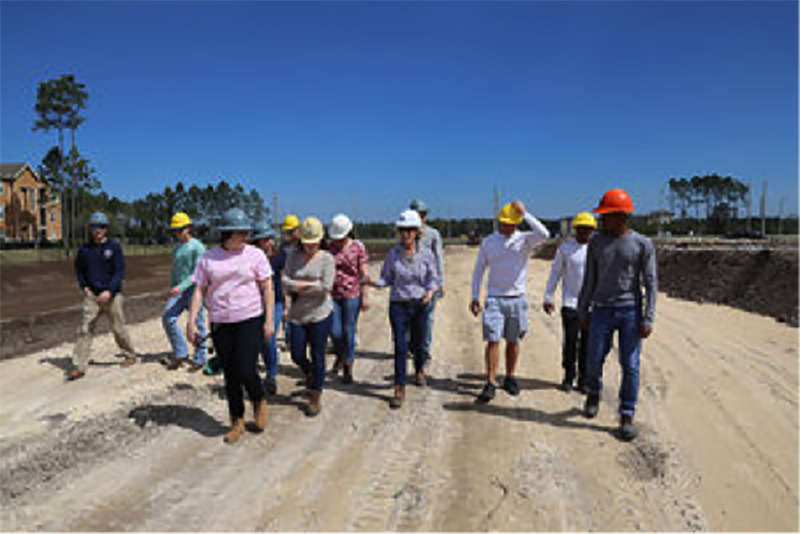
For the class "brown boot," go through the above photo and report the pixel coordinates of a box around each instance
[121,354,137,367]
[306,391,322,417]
[224,418,246,444]
[389,385,405,409]
[65,368,86,381]
[253,398,268,431]
[342,362,354,384]
[330,355,344,375]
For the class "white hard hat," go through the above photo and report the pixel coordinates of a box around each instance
[328,213,353,240]
[395,209,422,229]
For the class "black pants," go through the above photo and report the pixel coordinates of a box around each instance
[561,307,588,386]
[211,315,265,420]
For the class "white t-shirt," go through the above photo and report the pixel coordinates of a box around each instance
[471,212,550,300]
[543,237,588,310]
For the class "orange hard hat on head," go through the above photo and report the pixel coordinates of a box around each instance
[593,188,634,214]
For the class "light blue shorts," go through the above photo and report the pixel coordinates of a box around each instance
[482,296,528,342]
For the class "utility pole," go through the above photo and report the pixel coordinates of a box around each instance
[746,181,753,233]
[760,181,767,236]
[272,193,278,229]
[492,185,499,233]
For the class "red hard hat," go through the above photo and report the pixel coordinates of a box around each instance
[593,188,634,214]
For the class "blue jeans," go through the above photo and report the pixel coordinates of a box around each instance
[585,305,641,417]
[422,293,438,363]
[162,286,207,364]
[260,301,284,380]
[389,301,430,387]
[330,297,360,364]
[289,313,333,392]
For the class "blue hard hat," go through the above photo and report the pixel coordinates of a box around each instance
[88,212,109,226]
[252,220,276,240]
[409,199,429,212]
[217,208,253,232]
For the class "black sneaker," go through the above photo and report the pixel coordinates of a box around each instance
[502,376,520,396]
[264,377,278,396]
[584,393,600,418]
[559,378,573,392]
[619,414,638,441]
[476,382,496,404]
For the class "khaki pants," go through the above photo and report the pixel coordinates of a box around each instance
[72,293,136,370]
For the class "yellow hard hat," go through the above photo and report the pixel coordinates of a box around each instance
[298,216,324,244]
[572,212,597,229]
[282,214,300,231]
[170,212,192,229]
[497,202,523,225]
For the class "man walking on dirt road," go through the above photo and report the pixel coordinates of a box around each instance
[577,188,657,442]
[66,212,137,381]
[410,199,444,365]
[470,200,550,403]
[161,212,207,372]
[543,211,597,393]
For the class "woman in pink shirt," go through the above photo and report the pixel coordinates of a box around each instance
[187,208,275,444]
[326,213,370,384]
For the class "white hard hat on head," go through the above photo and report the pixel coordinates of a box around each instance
[328,213,353,240]
[395,209,422,229]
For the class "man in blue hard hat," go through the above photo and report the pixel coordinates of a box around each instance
[66,212,137,381]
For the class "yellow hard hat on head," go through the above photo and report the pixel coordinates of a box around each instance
[170,212,192,229]
[497,202,523,225]
[572,212,597,229]
[282,214,300,231]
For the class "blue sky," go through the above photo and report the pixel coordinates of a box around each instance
[1,1,797,222]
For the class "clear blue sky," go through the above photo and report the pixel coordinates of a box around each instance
[1,1,797,222]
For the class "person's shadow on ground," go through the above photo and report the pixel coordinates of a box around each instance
[128,404,227,437]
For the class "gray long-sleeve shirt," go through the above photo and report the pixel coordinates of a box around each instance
[420,225,445,286]
[577,230,658,326]
[282,248,335,324]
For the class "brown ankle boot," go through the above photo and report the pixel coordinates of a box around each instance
[389,385,405,409]
[224,418,246,443]
[342,362,354,384]
[306,391,322,417]
[253,398,268,431]
[330,355,344,375]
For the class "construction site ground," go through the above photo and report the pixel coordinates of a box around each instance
[0,245,797,531]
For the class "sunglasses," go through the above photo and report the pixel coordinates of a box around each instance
[89,225,106,231]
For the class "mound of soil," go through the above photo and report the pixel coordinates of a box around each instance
[657,246,798,327]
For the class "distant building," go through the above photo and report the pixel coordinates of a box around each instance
[0,163,62,243]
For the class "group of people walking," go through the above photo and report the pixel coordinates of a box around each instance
[65,187,655,443]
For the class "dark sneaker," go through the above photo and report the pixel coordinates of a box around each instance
[165,357,183,371]
[559,378,573,392]
[389,395,404,410]
[186,360,203,373]
[619,415,638,442]
[502,376,520,396]
[476,382,496,404]
[584,393,600,418]
[65,368,85,381]
[264,377,278,396]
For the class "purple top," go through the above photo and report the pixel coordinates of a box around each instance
[375,243,440,301]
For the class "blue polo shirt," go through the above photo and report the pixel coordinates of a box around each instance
[75,239,126,295]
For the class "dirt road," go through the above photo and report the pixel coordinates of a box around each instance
[1,246,797,531]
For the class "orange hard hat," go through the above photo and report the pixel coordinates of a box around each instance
[593,188,634,214]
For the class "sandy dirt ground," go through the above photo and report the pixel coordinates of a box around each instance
[0,246,797,531]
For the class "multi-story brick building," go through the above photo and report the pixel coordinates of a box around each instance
[0,162,62,243]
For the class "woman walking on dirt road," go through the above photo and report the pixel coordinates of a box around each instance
[282,216,336,417]
[326,213,370,384]
[368,210,439,410]
[187,208,275,444]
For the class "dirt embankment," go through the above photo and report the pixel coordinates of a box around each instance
[535,238,799,327]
